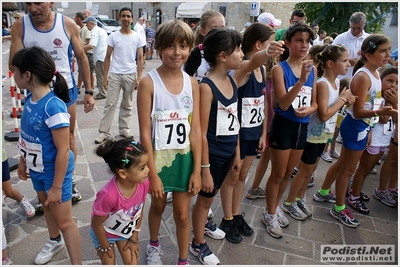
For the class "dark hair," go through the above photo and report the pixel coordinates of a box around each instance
[120,7,132,16]
[75,12,84,20]
[308,44,326,65]
[339,77,350,93]
[96,138,147,174]
[291,9,306,21]
[319,30,327,35]
[194,10,224,46]
[203,28,242,70]
[155,19,195,57]
[315,44,349,77]
[11,47,70,102]
[284,21,314,42]
[353,34,390,75]
[329,32,338,39]
[242,22,275,55]
[380,66,398,80]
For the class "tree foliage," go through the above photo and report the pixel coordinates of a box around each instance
[294,2,398,35]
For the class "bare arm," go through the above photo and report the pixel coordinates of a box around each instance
[103,46,113,89]
[8,19,24,72]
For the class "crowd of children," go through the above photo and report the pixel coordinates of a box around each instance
[3,9,398,266]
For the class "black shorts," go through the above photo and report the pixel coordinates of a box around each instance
[2,160,11,182]
[198,152,234,198]
[301,142,326,165]
[268,113,308,150]
[240,139,259,159]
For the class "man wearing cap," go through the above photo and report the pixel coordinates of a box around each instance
[257,12,282,28]
[274,9,306,41]
[83,16,108,100]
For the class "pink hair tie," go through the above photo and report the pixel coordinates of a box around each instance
[198,44,203,50]
[53,70,59,76]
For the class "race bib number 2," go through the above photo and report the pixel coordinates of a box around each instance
[216,101,240,136]
[18,137,44,173]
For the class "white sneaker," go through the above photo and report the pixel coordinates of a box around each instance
[166,192,173,203]
[261,212,283,239]
[321,151,332,163]
[95,132,111,144]
[329,150,340,159]
[336,135,343,144]
[281,201,307,221]
[276,206,289,228]
[34,238,65,265]
[146,244,164,265]
[189,239,220,265]
[19,195,35,217]
[204,219,225,239]
[207,208,214,219]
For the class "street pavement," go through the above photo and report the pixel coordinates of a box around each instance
[1,40,398,265]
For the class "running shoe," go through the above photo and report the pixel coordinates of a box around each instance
[296,198,312,217]
[34,238,65,265]
[291,167,299,179]
[204,219,225,240]
[246,187,266,199]
[346,188,370,202]
[189,239,220,265]
[313,190,336,203]
[388,188,398,202]
[321,151,333,163]
[219,218,242,243]
[370,168,378,174]
[146,244,164,265]
[233,213,254,236]
[329,150,340,159]
[281,201,308,220]
[329,207,360,228]
[276,206,289,228]
[346,197,370,215]
[166,192,173,203]
[34,196,43,213]
[261,212,283,239]
[19,195,35,217]
[308,175,314,188]
[336,135,343,144]
[373,188,397,207]
[71,182,82,202]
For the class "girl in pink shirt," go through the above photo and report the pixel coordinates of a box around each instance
[90,139,149,264]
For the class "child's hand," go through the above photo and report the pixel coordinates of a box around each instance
[346,95,357,105]
[44,187,62,206]
[200,170,214,193]
[122,239,139,264]
[300,60,313,83]
[266,41,285,58]
[17,159,29,180]
[97,243,115,264]
[148,177,164,199]
[339,89,351,100]
[294,106,309,118]
[384,89,398,107]
[188,173,201,196]
[379,106,398,116]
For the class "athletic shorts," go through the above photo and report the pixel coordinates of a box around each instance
[301,142,326,165]
[340,115,370,151]
[89,228,126,248]
[269,113,308,150]
[240,139,259,159]
[31,168,73,203]
[2,160,10,182]
[66,86,78,107]
[367,146,388,155]
[198,152,234,198]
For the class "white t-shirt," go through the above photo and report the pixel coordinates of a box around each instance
[133,22,146,46]
[106,30,145,74]
[89,25,108,63]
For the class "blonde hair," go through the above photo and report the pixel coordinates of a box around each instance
[323,36,333,45]
[194,10,224,45]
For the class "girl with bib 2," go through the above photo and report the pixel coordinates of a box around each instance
[91,139,149,264]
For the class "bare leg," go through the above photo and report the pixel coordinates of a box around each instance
[251,148,270,189]
[192,194,213,245]
[172,192,192,260]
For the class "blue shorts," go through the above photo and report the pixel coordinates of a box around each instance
[198,152,234,198]
[30,153,74,202]
[240,139,259,159]
[89,228,126,248]
[66,86,78,107]
[340,115,370,151]
[2,160,10,182]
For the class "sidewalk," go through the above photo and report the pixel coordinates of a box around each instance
[1,40,398,265]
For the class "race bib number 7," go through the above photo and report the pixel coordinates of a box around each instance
[216,101,240,136]
[154,110,191,150]
[18,137,44,173]
[289,85,312,109]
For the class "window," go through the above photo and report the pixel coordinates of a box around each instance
[138,8,142,19]
[112,9,119,20]
[390,12,398,26]
[219,6,226,17]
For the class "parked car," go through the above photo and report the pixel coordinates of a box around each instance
[100,19,121,32]
[96,19,113,35]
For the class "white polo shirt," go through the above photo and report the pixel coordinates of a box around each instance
[89,25,108,63]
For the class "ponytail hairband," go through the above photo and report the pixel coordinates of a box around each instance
[53,70,59,76]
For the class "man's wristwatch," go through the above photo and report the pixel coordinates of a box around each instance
[85,90,94,95]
